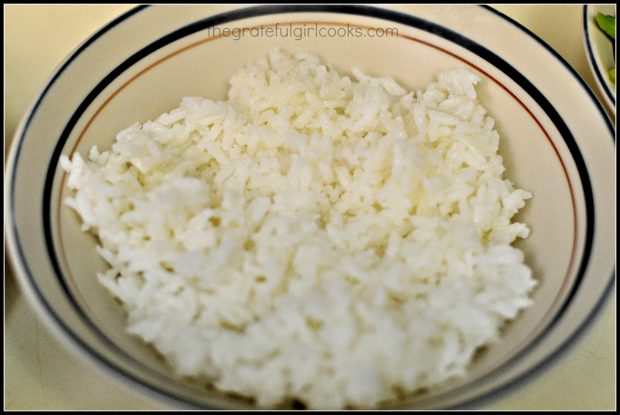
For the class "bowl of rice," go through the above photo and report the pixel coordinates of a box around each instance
[5,5,615,410]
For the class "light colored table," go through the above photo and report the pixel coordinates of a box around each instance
[5,4,616,410]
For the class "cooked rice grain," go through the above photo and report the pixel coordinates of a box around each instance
[61,48,535,409]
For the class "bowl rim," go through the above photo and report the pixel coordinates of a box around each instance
[5,4,616,410]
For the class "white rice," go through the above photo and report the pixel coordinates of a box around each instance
[61,48,535,409]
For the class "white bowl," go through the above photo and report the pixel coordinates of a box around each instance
[583,4,616,110]
[5,5,615,409]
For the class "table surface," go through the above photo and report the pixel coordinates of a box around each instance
[4,4,616,410]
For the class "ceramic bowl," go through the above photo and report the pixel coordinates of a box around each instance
[583,4,616,110]
[6,5,615,409]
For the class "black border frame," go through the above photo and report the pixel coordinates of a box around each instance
[7,4,615,410]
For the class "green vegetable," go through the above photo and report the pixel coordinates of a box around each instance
[595,12,616,39]
[595,12,616,84]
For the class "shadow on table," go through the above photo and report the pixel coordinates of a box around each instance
[5,255,20,318]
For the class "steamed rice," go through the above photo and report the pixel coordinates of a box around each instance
[61,48,535,409]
